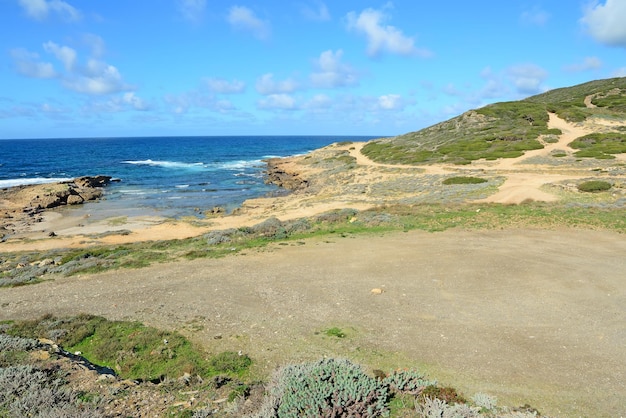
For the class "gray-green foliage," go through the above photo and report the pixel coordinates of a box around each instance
[255,358,390,417]
[471,392,497,411]
[0,365,103,417]
[416,397,481,418]
[383,369,435,395]
[0,334,41,352]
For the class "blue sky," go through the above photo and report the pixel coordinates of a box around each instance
[1,0,625,139]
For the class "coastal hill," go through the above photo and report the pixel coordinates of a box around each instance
[362,77,626,165]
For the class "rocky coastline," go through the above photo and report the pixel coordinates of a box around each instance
[264,157,310,191]
[0,175,116,240]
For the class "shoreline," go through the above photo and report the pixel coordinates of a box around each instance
[2,112,625,252]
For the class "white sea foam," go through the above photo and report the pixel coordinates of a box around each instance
[0,177,73,188]
[175,184,190,188]
[217,159,264,170]
[122,159,205,169]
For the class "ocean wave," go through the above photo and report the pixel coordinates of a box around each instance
[0,177,73,188]
[122,159,205,169]
[215,159,264,170]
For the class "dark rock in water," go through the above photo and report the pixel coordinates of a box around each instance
[73,175,113,188]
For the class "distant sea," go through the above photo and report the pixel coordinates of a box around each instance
[0,136,379,219]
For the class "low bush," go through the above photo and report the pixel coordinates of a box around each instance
[255,358,390,417]
[577,180,612,193]
[443,176,488,185]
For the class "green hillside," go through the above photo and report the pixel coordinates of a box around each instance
[363,77,626,165]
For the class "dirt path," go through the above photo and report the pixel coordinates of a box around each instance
[1,228,625,417]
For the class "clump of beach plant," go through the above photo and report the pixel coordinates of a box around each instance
[443,176,488,185]
[383,369,434,395]
[577,180,612,192]
[254,358,390,417]
[416,397,481,418]
[421,385,467,405]
[471,392,498,411]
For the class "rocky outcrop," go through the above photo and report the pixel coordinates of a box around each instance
[26,176,115,212]
[0,175,117,239]
[265,158,309,191]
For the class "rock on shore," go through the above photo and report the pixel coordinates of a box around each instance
[264,158,309,191]
[0,175,116,239]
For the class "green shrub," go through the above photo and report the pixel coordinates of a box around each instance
[577,180,612,193]
[443,176,488,185]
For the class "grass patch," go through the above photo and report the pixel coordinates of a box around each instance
[4,314,251,381]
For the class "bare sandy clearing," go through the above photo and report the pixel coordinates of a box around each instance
[1,229,624,417]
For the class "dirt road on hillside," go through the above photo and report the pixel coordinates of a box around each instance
[1,229,625,417]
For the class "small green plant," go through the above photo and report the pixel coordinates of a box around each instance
[577,180,612,192]
[443,176,488,185]
[324,327,346,338]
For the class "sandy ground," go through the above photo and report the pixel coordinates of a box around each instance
[1,229,625,417]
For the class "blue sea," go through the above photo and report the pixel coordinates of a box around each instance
[0,136,378,219]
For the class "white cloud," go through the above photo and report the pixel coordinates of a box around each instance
[205,77,246,94]
[346,7,430,57]
[18,0,81,21]
[310,49,359,88]
[564,56,603,72]
[506,64,549,96]
[227,6,270,40]
[581,0,626,47]
[10,48,57,78]
[63,59,132,95]
[378,94,403,110]
[301,1,330,21]
[521,7,550,26]
[43,41,77,71]
[178,0,206,23]
[258,94,297,110]
[304,94,333,110]
[122,93,149,111]
[256,74,299,95]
